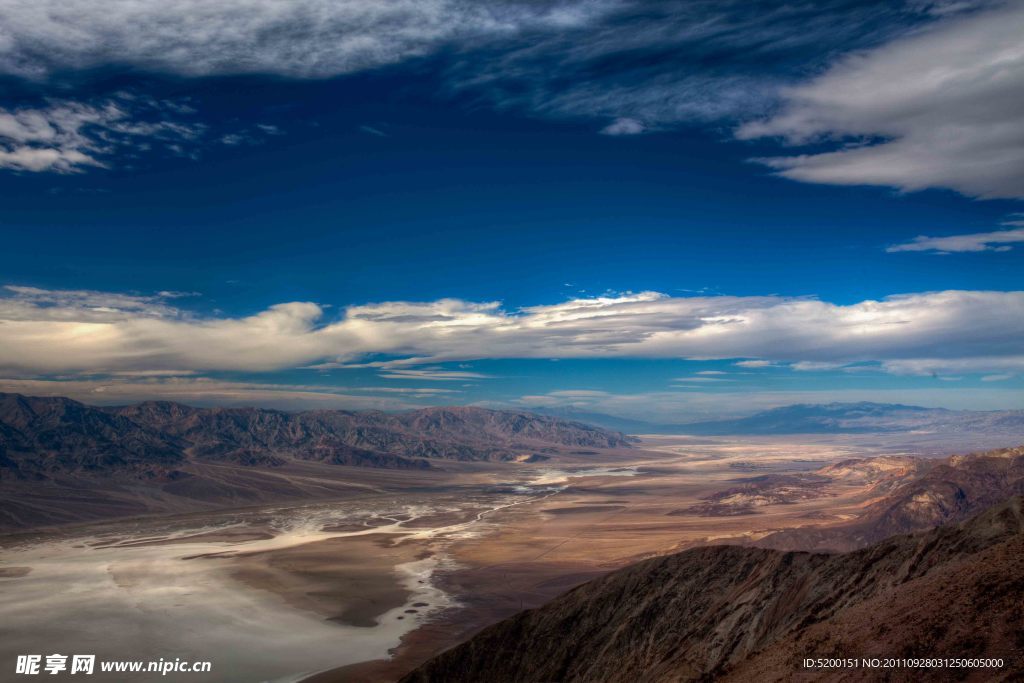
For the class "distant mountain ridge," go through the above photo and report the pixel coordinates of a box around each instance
[680,401,946,434]
[403,494,1024,682]
[525,406,667,434]
[0,393,631,480]
[561,401,1024,436]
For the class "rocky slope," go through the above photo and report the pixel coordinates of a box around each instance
[0,393,630,479]
[760,445,1024,552]
[0,393,185,478]
[402,496,1024,683]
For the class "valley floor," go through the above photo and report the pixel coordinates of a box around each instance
[0,433,1010,683]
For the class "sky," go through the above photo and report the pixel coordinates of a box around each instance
[0,0,1022,421]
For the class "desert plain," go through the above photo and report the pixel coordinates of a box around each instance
[0,431,1007,683]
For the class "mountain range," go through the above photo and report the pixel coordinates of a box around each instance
[0,393,630,530]
[533,402,1024,436]
[0,393,630,480]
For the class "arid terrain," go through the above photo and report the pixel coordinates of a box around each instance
[3,0,1024,678]
[4,396,1020,683]
[404,495,1024,683]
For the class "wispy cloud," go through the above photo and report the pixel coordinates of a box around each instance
[218,125,283,147]
[0,377,427,410]
[347,386,458,395]
[881,357,1024,376]
[672,376,735,382]
[450,1,961,128]
[0,285,187,319]
[739,2,1024,199]
[0,1,973,134]
[791,361,847,371]
[1,0,1005,183]
[734,360,776,368]
[377,368,494,381]
[0,96,204,173]
[2,285,1023,379]
[0,0,612,80]
[600,117,646,136]
[886,226,1024,253]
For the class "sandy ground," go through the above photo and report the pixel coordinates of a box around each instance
[0,433,997,683]
[308,435,943,682]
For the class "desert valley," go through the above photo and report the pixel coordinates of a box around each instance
[3,1,1024,679]
[1,393,1021,681]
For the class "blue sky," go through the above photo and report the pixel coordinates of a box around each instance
[0,0,1022,420]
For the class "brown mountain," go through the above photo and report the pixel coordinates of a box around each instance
[0,393,185,479]
[115,402,630,463]
[0,393,629,530]
[0,393,630,479]
[759,445,1024,552]
[402,496,1024,683]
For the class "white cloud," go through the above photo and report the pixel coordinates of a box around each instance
[734,360,776,368]
[672,376,735,382]
[791,361,847,371]
[0,97,204,173]
[886,226,1024,253]
[0,0,999,171]
[306,357,492,380]
[1,285,1023,380]
[600,117,646,135]
[347,386,457,395]
[981,373,1014,382]
[881,357,1024,376]
[0,0,610,80]
[451,1,961,131]
[0,1,966,141]
[377,368,494,381]
[0,285,185,318]
[738,2,1024,199]
[546,389,611,398]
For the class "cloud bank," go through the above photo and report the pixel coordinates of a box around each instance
[1,285,1022,379]
[739,2,1024,199]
